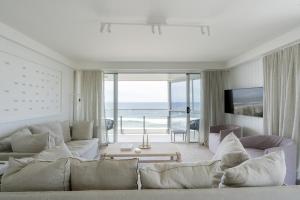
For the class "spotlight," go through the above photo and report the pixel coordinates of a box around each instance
[107,24,111,33]
[100,23,106,33]
[151,25,155,34]
[158,25,162,35]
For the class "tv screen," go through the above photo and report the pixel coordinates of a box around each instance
[224,87,263,117]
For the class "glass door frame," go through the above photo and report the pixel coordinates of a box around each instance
[105,73,200,143]
[169,73,200,143]
[113,73,118,143]
[186,74,191,143]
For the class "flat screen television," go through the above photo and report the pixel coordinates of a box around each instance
[224,87,263,117]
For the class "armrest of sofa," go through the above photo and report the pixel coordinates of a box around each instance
[0,152,36,161]
[209,125,224,133]
[265,145,297,185]
[220,127,242,141]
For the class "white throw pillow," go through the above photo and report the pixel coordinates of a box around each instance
[213,132,249,169]
[10,129,52,153]
[139,160,222,189]
[61,121,72,142]
[221,151,286,187]
[72,121,94,140]
[71,158,138,190]
[1,158,70,192]
[30,122,64,145]
[35,143,73,161]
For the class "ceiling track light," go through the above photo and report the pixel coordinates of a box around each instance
[99,22,210,36]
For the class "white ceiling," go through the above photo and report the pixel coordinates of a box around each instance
[0,0,300,66]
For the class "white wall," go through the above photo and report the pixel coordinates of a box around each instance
[225,58,264,136]
[0,25,74,137]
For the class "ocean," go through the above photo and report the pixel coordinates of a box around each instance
[105,102,200,130]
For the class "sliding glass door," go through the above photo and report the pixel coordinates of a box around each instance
[104,73,200,143]
[170,77,187,142]
[189,74,201,142]
[169,74,201,143]
[104,74,118,143]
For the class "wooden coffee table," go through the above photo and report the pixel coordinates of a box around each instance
[100,143,181,163]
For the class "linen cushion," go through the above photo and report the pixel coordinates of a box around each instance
[71,158,138,190]
[35,143,73,161]
[61,121,71,142]
[30,122,64,145]
[245,148,265,158]
[1,158,70,192]
[213,132,249,169]
[139,160,222,189]
[221,151,286,187]
[10,129,51,153]
[72,121,94,140]
[66,138,98,157]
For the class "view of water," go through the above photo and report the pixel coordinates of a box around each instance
[105,102,200,131]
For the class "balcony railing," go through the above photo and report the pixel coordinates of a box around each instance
[105,108,200,135]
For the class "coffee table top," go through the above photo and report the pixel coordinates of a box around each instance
[101,142,179,157]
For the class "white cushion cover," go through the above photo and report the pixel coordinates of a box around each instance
[71,158,138,190]
[10,129,51,153]
[245,148,265,158]
[221,151,286,187]
[1,158,70,192]
[35,143,73,161]
[139,160,222,189]
[213,133,249,169]
[66,138,98,157]
[30,122,64,145]
[72,121,94,140]
[61,121,71,142]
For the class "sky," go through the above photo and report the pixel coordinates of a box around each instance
[105,81,169,103]
[105,80,197,103]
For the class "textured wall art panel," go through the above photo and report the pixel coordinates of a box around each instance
[0,51,62,122]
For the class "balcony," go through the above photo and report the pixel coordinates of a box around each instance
[106,108,199,143]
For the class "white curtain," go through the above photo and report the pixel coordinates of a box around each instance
[200,71,227,145]
[74,70,107,145]
[263,44,300,179]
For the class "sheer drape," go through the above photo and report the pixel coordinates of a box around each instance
[200,71,227,145]
[263,43,300,180]
[74,70,107,145]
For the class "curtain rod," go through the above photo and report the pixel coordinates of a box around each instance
[262,39,300,58]
[230,39,300,68]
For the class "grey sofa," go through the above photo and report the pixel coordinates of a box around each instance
[209,124,242,153]
[239,135,297,185]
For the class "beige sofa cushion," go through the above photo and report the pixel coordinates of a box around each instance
[213,133,249,169]
[61,121,72,142]
[71,158,138,190]
[72,121,94,140]
[10,129,51,153]
[35,143,73,161]
[139,160,222,189]
[221,151,286,187]
[1,158,70,192]
[30,122,64,145]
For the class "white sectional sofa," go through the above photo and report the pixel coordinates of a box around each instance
[0,121,99,160]
[0,186,299,200]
